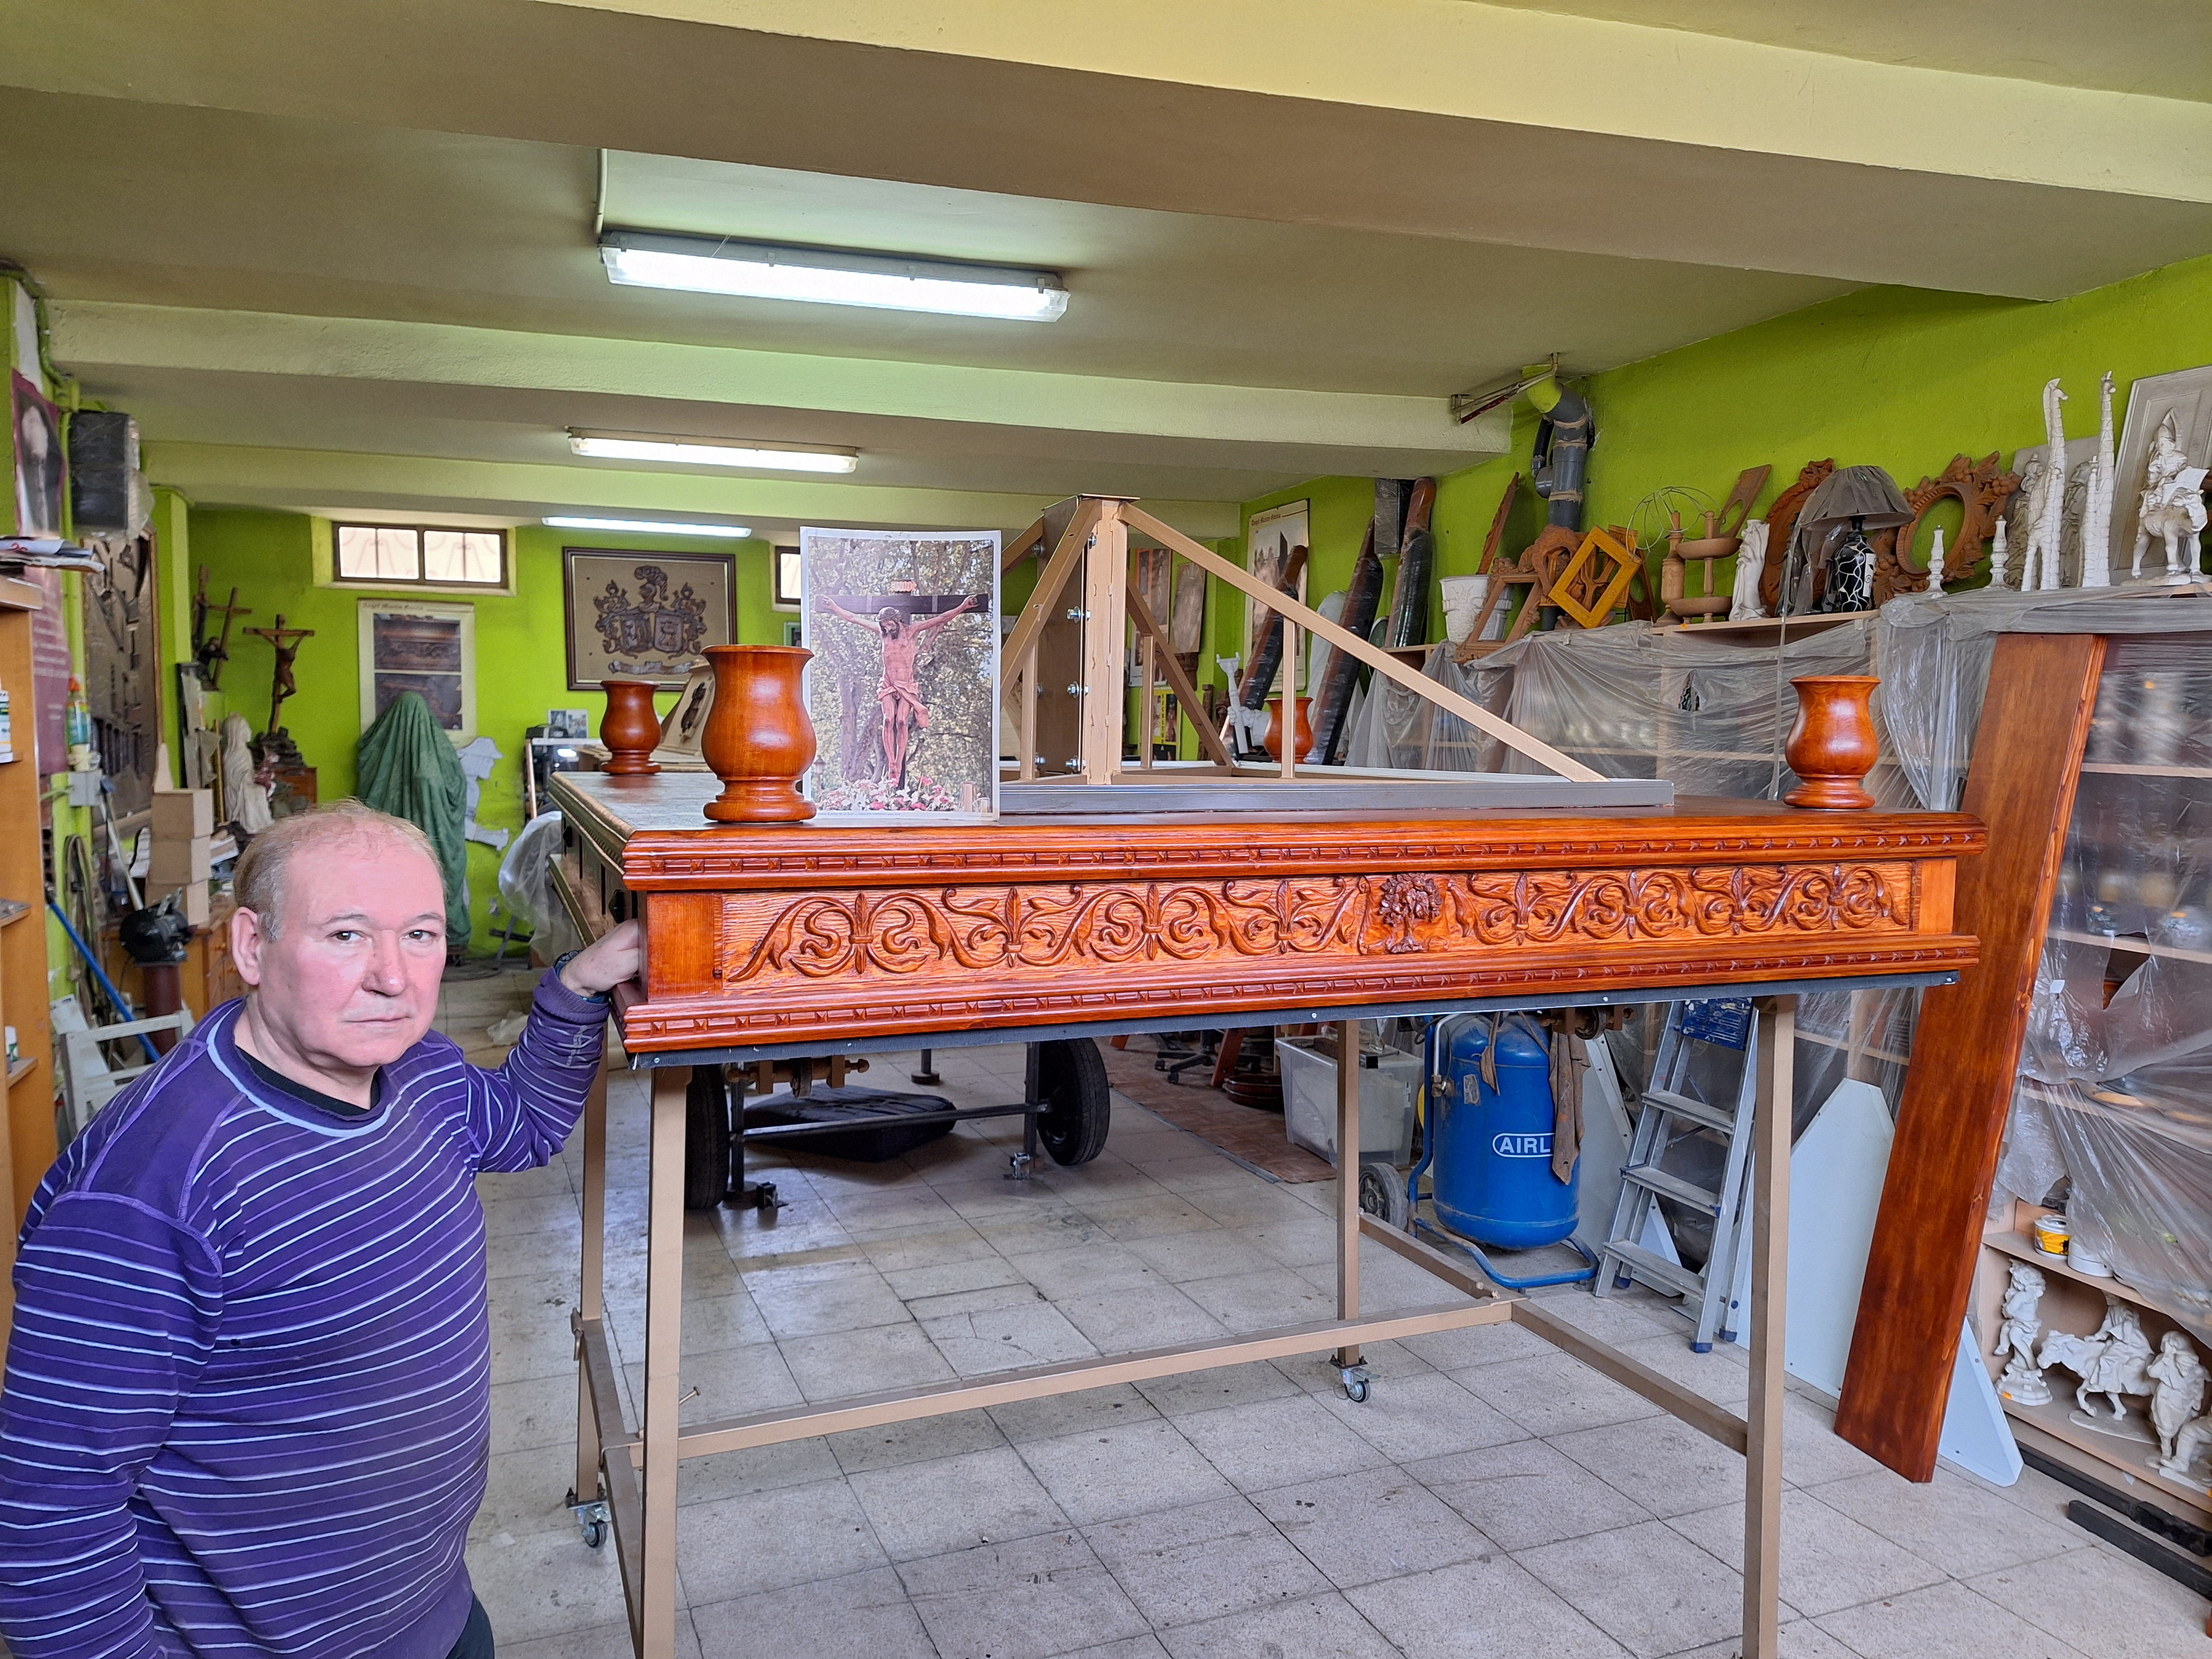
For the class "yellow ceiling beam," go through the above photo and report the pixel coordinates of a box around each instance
[545,0,2212,203]
[57,302,1500,459]
[140,441,1243,539]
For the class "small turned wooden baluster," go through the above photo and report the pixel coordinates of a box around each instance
[599,678,661,775]
[700,645,817,823]
[1783,675,1880,809]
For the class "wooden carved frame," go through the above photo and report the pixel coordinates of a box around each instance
[1876,453,2022,603]
[1547,526,1641,628]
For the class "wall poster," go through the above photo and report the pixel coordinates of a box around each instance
[358,599,475,738]
[562,546,737,691]
[10,371,66,540]
[800,527,999,821]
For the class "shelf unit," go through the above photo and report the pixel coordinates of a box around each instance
[1973,1214,2211,1524]
[0,574,54,1328]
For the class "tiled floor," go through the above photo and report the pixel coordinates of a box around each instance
[460,1024,2210,1658]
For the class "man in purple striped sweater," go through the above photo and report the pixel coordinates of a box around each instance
[0,802,642,1658]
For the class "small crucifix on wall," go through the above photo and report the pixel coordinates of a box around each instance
[244,614,315,737]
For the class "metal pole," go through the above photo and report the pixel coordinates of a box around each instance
[1742,994,1795,1659]
[640,1066,689,1654]
[1334,1019,1361,1369]
[573,1062,610,1509]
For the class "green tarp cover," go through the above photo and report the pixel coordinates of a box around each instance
[355,691,471,949]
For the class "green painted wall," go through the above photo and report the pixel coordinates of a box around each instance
[187,510,783,949]
[1250,250,2212,638]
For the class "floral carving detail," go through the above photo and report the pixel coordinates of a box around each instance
[719,863,1904,984]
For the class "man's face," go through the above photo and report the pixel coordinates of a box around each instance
[234,832,447,1072]
[879,610,903,638]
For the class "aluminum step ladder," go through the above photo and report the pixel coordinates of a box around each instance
[1594,998,1759,1352]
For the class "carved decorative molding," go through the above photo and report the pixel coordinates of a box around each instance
[714,861,1912,987]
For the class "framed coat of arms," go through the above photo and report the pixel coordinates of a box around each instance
[562,546,737,691]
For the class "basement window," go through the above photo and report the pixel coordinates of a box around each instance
[335,523,507,588]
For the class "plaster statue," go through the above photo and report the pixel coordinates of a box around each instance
[1924,525,1947,596]
[1728,519,1770,621]
[456,735,511,854]
[2039,1296,2155,1421]
[2146,1331,2207,1470]
[1992,1262,2051,1405]
[2130,413,2209,582]
[2021,379,2069,593]
[217,712,274,837]
[2079,371,2117,587]
[2160,1412,2212,1485]
[1990,517,2011,590]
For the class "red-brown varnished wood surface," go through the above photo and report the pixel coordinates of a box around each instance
[551,776,1983,1053]
[1835,633,2106,1481]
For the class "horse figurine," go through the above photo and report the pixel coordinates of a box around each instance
[2130,413,2209,582]
[2038,1298,2155,1420]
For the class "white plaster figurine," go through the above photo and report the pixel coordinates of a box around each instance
[2038,1295,2155,1422]
[1727,519,1770,621]
[2130,412,2209,582]
[2021,378,2070,593]
[2162,1411,2212,1486]
[1993,1261,2050,1405]
[1990,517,2010,590]
[2146,1330,2207,1474]
[1925,525,1947,596]
[2079,370,2116,588]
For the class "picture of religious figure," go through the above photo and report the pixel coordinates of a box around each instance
[561,546,737,691]
[801,527,999,820]
[11,372,66,540]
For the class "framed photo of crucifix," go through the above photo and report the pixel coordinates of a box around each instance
[561,546,738,691]
[800,526,1000,821]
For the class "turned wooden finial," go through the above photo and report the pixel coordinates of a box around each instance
[1783,676,1880,809]
[599,678,661,775]
[700,645,818,822]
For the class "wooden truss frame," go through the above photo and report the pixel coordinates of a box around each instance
[998,494,1601,785]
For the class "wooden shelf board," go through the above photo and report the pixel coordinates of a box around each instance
[0,575,43,613]
[2004,1413,2212,1528]
[0,899,29,928]
[2080,761,2212,780]
[2049,926,2212,966]
[1796,1028,1908,1065]
[1981,1227,2211,1335]
[1997,1390,2212,1516]
[2014,1076,2212,1154]
[7,1057,34,1086]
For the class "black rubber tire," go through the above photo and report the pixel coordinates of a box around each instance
[683,1065,731,1211]
[1357,1160,1411,1231]
[1032,1039,1111,1166]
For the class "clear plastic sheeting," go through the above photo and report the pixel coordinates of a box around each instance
[1986,632,2212,1337]
[496,810,582,962]
[1339,616,1912,1136]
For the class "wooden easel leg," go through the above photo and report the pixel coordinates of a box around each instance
[1743,995,1796,1659]
[573,1062,610,1508]
[1334,1019,1362,1369]
[641,1066,689,1655]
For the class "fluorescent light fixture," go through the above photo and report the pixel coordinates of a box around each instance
[600,229,1069,323]
[567,431,857,473]
[542,516,753,539]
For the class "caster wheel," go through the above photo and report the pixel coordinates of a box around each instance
[1356,1160,1410,1230]
[569,1496,611,1549]
[1340,1365,1372,1404]
[581,1515,608,1549]
[1006,1150,1034,1182]
[1027,1039,1111,1166]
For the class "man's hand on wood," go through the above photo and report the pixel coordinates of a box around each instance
[561,918,644,998]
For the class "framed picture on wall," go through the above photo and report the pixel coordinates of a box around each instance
[10,372,66,540]
[774,545,802,609]
[358,599,476,738]
[1245,499,1308,693]
[562,546,737,691]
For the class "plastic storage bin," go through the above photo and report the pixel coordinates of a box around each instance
[1278,1038,1421,1166]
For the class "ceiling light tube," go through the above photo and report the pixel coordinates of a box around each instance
[567,432,857,473]
[600,229,1069,322]
[543,516,752,539]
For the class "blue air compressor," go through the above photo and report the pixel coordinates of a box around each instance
[1409,1012,1597,1288]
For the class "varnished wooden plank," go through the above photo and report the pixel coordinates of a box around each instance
[1836,633,2106,1481]
[1744,994,1795,1659]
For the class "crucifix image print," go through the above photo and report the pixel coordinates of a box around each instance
[800,528,1001,820]
[819,593,980,789]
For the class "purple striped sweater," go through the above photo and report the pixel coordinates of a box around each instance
[0,970,606,1657]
